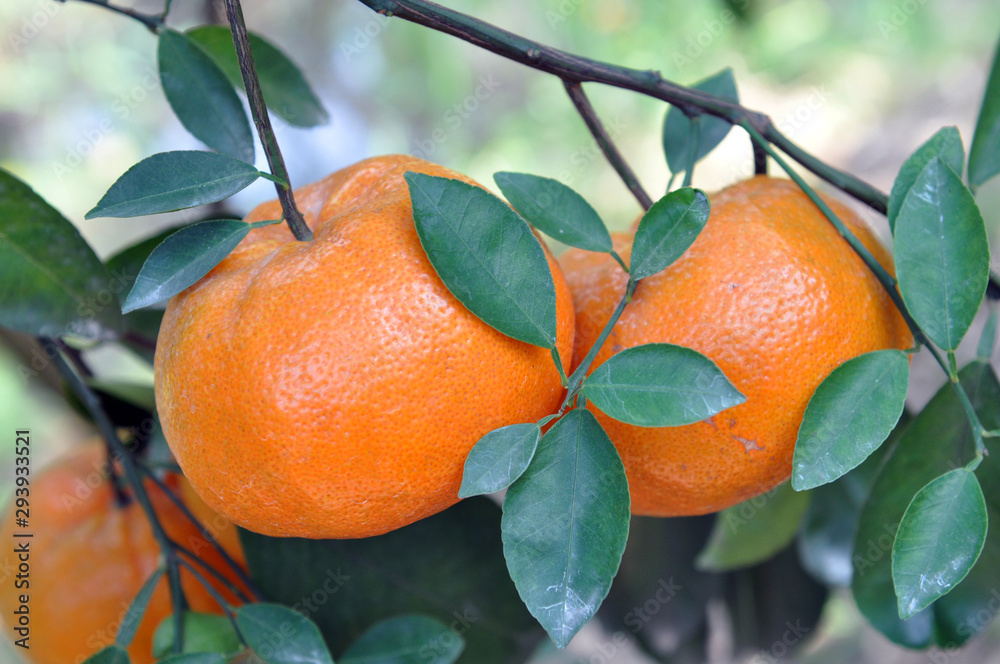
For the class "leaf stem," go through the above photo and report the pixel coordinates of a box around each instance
[223,0,312,242]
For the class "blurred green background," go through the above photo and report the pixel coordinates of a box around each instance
[1,0,999,662]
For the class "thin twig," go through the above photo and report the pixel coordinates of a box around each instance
[223,0,312,242]
[563,81,653,210]
[67,0,164,32]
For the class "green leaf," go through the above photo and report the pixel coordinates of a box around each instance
[792,350,910,491]
[122,219,264,313]
[501,408,630,648]
[979,309,998,359]
[115,568,163,647]
[969,36,1000,187]
[852,362,1000,648]
[662,68,739,174]
[240,498,542,664]
[892,469,988,619]
[236,604,334,664]
[0,169,122,338]
[186,25,328,128]
[87,151,259,219]
[629,188,710,280]
[158,29,254,162]
[406,172,558,349]
[152,612,242,658]
[340,614,464,664]
[105,227,183,309]
[82,646,130,664]
[458,423,540,498]
[695,482,810,571]
[894,157,990,350]
[582,343,745,427]
[887,127,964,232]
[492,172,611,253]
[158,654,228,664]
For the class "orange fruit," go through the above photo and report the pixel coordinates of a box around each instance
[154,155,575,539]
[559,176,912,515]
[0,442,246,664]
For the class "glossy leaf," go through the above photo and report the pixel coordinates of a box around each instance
[493,171,611,253]
[236,604,334,664]
[87,151,259,219]
[892,469,988,619]
[0,169,122,338]
[82,646,130,664]
[662,68,739,174]
[629,188,710,280]
[152,612,241,658]
[186,25,328,128]
[501,408,630,648]
[895,157,990,351]
[116,568,164,647]
[122,219,270,313]
[887,127,964,232]
[695,482,810,571]
[406,172,558,349]
[340,614,464,664]
[583,343,745,427]
[792,350,910,491]
[459,423,540,498]
[158,29,254,162]
[969,36,1000,186]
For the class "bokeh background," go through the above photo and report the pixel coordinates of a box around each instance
[1,0,999,662]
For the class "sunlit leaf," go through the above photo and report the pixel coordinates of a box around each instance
[887,127,964,232]
[152,612,241,658]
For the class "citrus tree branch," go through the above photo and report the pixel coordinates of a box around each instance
[223,0,313,242]
[356,0,889,214]
[64,0,165,32]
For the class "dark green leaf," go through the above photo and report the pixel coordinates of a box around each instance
[582,343,745,427]
[695,482,810,571]
[895,157,990,350]
[340,614,464,664]
[86,151,259,219]
[115,568,163,647]
[158,30,254,162]
[105,226,184,309]
[406,172,558,349]
[501,409,630,648]
[493,172,611,253]
[186,25,328,128]
[158,654,228,664]
[122,219,256,313]
[969,36,1000,186]
[892,469,988,619]
[240,498,543,664]
[792,350,910,491]
[458,423,540,498]
[0,169,122,338]
[236,604,334,664]
[152,612,242,658]
[662,68,739,174]
[629,188,710,280]
[887,127,964,232]
[82,646,130,664]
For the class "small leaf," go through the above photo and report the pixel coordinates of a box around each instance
[0,169,122,338]
[236,604,334,664]
[406,172,558,349]
[340,614,464,664]
[887,127,964,232]
[458,423,540,498]
[493,172,612,253]
[87,151,259,219]
[152,612,241,658]
[629,187,710,280]
[501,408,630,647]
[82,646,130,664]
[186,25,329,128]
[158,29,254,162]
[969,36,1000,187]
[122,219,261,313]
[792,350,910,491]
[662,68,739,174]
[895,157,990,351]
[583,343,745,427]
[892,469,988,619]
[695,482,811,571]
[115,568,164,647]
